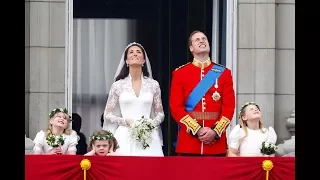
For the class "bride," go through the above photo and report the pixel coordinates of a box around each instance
[102,42,164,157]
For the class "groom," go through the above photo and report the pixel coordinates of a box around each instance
[169,30,235,156]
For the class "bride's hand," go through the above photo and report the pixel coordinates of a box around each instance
[125,119,134,126]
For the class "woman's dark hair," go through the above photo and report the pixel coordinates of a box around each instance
[100,113,104,128]
[115,43,150,81]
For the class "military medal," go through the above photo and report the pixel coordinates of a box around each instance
[212,78,220,101]
[212,91,221,102]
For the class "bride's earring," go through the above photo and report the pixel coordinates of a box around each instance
[142,64,144,67]
[127,63,129,67]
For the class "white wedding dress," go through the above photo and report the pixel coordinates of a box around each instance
[103,75,164,157]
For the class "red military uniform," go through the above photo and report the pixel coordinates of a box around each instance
[170,58,235,155]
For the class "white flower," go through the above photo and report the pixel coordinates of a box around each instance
[261,141,277,155]
[129,116,156,149]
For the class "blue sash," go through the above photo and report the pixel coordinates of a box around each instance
[185,64,225,112]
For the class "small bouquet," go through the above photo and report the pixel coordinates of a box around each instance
[46,134,65,148]
[129,116,156,149]
[260,141,277,155]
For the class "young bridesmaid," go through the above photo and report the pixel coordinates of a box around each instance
[228,102,277,157]
[33,108,78,155]
[84,130,120,156]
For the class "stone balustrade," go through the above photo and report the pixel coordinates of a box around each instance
[276,110,295,156]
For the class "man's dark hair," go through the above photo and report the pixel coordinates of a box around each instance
[72,113,82,133]
[71,113,88,155]
[188,30,205,46]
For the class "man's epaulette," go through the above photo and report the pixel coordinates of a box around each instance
[175,62,191,71]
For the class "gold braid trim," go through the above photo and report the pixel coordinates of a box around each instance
[180,115,201,135]
[213,116,230,137]
[175,62,191,71]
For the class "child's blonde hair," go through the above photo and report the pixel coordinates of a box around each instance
[88,130,119,152]
[238,102,266,142]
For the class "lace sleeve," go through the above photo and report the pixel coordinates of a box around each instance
[152,81,165,126]
[104,82,126,126]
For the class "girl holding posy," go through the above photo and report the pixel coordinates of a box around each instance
[228,102,277,157]
[33,108,78,155]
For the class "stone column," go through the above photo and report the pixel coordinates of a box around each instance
[274,0,295,143]
[237,0,276,127]
[25,0,30,136]
[26,0,67,139]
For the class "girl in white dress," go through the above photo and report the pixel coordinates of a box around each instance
[103,42,165,157]
[33,108,78,155]
[84,130,120,156]
[228,102,277,157]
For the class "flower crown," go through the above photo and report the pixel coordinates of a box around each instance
[49,108,72,120]
[238,102,260,119]
[89,130,114,141]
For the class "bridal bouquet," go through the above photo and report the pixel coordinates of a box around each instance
[46,134,65,148]
[129,116,156,149]
[260,141,277,155]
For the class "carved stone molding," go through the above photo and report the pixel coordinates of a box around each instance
[276,110,295,156]
[286,110,295,136]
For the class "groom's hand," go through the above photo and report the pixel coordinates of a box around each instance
[198,127,217,144]
[197,127,207,136]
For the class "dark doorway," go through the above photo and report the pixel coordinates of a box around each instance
[74,0,214,155]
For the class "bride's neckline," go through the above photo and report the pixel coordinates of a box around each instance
[128,75,144,98]
[128,74,144,80]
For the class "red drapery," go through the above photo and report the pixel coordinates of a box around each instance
[25,155,295,180]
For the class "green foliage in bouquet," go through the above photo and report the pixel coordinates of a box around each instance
[260,141,277,155]
[130,116,156,149]
[46,134,65,148]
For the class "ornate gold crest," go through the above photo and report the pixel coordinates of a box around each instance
[212,91,221,102]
